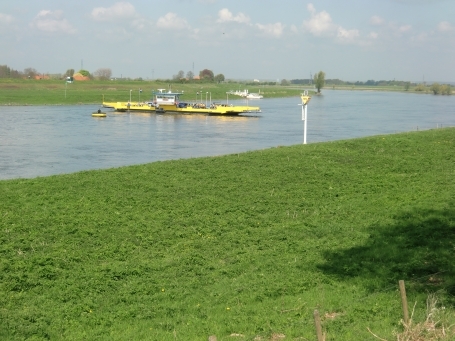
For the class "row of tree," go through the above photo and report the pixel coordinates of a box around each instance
[1,64,450,95]
[0,65,112,80]
[291,78,412,87]
[0,65,37,78]
[172,69,225,83]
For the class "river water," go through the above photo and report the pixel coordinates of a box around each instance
[1,90,454,180]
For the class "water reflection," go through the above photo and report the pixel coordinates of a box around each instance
[0,91,454,180]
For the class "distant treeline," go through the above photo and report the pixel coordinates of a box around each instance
[0,65,60,79]
[0,65,22,78]
[290,78,417,86]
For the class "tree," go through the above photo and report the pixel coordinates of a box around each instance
[199,69,214,81]
[280,79,290,86]
[186,71,194,80]
[430,83,441,95]
[0,65,20,78]
[173,70,184,80]
[404,82,411,91]
[24,67,38,78]
[314,71,325,93]
[93,68,112,80]
[78,69,91,77]
[214,73,225,83]
[415,84,426,92]
[442,84,452,95]
[64,69,75,78]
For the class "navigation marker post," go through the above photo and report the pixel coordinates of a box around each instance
[299,90,311,144]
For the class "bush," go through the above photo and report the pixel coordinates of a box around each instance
[415,84,426,92]
[430,83,441,95]
[441,84,452,95]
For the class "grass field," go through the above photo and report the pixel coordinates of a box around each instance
[1,78,439,107]
[0,79,306,106]
[1,128,454,340]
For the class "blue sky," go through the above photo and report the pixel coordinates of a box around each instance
[1,0,454,82]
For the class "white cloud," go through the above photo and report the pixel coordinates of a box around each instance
[29,10,76,34]
[398,24,412,32]
[303,3,336,36]
[303,3,362,45]
[131,18,148,31]
[370,16,384,26]
[369,31,379,39]
[91,2,136,21]
[217,8,250,24]
[337,27,360,42]
[438,21,454,32]
[256,22,284,38]
[411,32,428,42]
[156,13,189,30]
[0,13,14,25]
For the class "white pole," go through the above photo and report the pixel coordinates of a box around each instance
[303,103,307,144]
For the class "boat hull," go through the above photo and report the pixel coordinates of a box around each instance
[103,102,260,115]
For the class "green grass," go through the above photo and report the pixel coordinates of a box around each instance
[1,128,455,340]
[0,79,305,105]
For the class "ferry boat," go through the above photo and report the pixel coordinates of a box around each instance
[103,89,261,115]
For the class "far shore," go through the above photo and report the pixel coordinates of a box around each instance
[1,78,451,106]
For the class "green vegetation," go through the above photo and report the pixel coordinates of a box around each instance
[0,78,305,105]
[214,73,225,83]
[430,83,452,95]
[291,78,453,95]
[200,69,215,81]
[77,70,90,77]
[314,71,326,93]
[415,83,427,92]
[1,128,455,340]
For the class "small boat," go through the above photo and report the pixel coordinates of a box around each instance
[228,89,263,99]
[103,89,261,115]
[246,92,263,99]
[92,110,107,117]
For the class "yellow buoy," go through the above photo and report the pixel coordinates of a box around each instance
[92,111,107,117]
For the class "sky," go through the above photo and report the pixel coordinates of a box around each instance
[1,0,454,82]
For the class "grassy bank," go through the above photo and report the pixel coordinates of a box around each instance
[0,79,304,106]
[1,128,455,340]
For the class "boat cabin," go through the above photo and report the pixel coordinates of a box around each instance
[152,89,183,106]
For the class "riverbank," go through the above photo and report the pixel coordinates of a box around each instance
[1,128,454,340]
[3,78,450,107]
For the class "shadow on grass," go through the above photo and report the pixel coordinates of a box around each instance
[318,205,455,300]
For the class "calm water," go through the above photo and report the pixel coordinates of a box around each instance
[1,90,454,180]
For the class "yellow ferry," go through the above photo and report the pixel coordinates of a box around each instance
[103,89,261,115]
